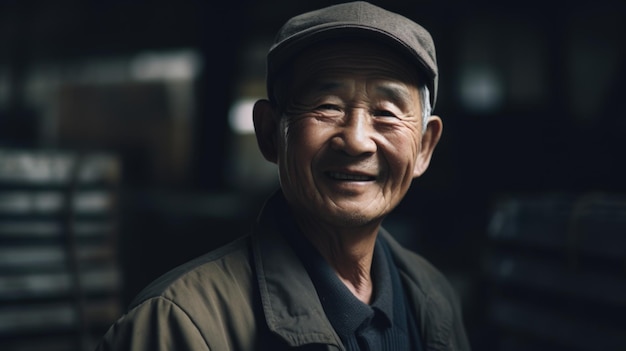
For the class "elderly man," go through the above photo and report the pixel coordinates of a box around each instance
[96,2,470,350]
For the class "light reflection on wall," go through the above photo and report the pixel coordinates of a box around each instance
[459,67,504,114]
[226,97,278,193]
[224,37,280,194]
[228,98,256,134]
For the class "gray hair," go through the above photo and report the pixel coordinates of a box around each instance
[420,84,432,133]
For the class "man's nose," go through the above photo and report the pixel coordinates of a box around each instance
[330,109,377,156]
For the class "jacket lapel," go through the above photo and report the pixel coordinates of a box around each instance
[251,193,343,349]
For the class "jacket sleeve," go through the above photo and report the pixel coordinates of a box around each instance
[95,297,210,351]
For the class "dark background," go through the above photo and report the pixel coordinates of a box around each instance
[1,0,625,350]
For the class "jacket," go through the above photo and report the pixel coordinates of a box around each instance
[95,192,471,350]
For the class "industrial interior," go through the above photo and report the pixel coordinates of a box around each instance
[0,0,625,350]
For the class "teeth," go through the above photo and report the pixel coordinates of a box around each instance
[328,172,372,181]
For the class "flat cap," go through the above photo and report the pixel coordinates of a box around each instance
[267,1,439,108]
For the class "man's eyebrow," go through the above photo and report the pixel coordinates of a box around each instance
[375,84,413,105]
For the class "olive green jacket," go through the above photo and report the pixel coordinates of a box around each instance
[95,194,470,350]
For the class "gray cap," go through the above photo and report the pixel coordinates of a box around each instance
[267,1,438,108]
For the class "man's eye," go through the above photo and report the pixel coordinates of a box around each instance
[373,109,396,118]
[316,104,342,111]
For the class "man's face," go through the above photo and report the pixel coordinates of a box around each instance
[269,40,440,228]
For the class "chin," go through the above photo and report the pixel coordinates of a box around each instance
[322,206,386,228]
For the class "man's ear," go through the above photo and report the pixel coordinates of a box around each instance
[253,99,279,164]
[413,115,443,178]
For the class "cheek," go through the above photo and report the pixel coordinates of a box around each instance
[280,120,327,174]
[380,128,421,169]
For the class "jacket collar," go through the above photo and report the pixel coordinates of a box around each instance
[251,190,343,348]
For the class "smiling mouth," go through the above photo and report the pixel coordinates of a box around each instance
[326,172,376,181]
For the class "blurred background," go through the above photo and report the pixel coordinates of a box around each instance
[0,0,624,350]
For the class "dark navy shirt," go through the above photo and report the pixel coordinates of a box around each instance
[279,207,423,350]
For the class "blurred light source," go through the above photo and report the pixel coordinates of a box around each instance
[228,98,258,134]
[459,67,503,114]
[130,50,202,81]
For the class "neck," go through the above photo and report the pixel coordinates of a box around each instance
[294,213,381,304]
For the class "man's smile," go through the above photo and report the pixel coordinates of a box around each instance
[324,171,377,182]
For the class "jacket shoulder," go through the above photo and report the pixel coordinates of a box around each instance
[129,234,252,308]
[96,297,210,351]
[99,235,261,350]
